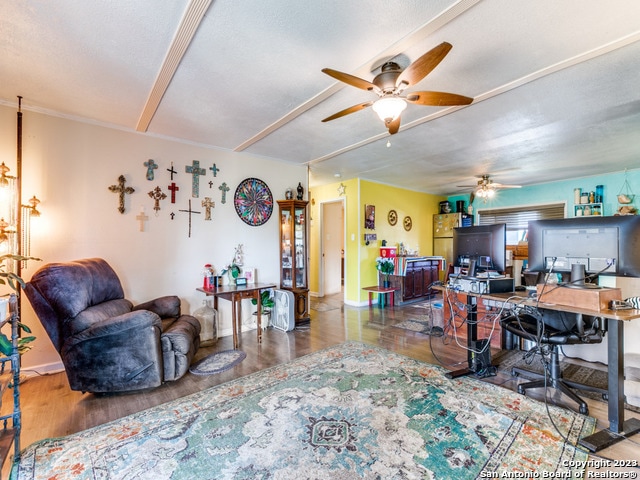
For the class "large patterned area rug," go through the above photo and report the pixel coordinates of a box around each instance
[14,342,595,479]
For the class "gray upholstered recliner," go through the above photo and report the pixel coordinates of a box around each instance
[24,258,201,393]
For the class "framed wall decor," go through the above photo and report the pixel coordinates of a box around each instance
[388,209,397,226]
[233,178,273,226]
[403,215,412,231]
[365,204,375,230]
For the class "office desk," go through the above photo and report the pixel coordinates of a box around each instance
[197,283,276,349]
[437,286,640,452]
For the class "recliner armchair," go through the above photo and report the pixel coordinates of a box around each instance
[501,307,605,415]
[24,258,201,393]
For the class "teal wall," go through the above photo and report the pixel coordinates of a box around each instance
[448,168,640,218]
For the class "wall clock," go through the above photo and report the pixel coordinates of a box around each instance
[233,178,273,226]
[403,216,412,231]
[387,209,397,226]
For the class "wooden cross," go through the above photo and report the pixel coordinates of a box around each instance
[108,175,135,214]
[210,163,219,177]
[136,209,149,232]
[167,162,177,180]
[185,160,206,198]
[179,199,201,237]
[168,182,179,203]
[209,180,213,188]
[201,197,215,220]
[170,212,175,220]
[219,182,230,204]
[144,159,158,181]
[148,186,167,213]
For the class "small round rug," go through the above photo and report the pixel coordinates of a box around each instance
[189,350,247,375]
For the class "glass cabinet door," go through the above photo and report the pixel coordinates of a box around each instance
[281,209,293,287]
[294,206,306,289]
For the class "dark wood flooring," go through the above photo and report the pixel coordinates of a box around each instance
[3,292,640,477]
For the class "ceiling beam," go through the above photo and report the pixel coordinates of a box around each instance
[233,0,482,152]
[308,30,640,167]
[136,0,212,132]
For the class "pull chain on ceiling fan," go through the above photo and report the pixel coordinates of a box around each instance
[321,42,473,135]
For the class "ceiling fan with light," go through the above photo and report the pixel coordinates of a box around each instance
[321,42,473,135]
[458,175,522,202]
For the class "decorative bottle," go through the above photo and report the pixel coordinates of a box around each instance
[193,298,217,346]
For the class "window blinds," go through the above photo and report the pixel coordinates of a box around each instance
[477,203,565,230]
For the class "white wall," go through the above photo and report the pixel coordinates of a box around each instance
[0,104,307,374]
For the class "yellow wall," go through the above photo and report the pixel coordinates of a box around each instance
[310,178,444,305]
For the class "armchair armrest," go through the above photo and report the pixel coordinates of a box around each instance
[133,295,181,318]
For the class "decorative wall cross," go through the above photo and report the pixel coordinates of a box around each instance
[168,182,179,203]
[201,197,215,220]
[210,163,219,177]
[108,175,135,214]
[167,162,177,180]
[179,199,201,237]
[185,160,206,198]
[136,208,149,232]
[144,159,158,180]
[148,186,167,213]
[219,182,230,204]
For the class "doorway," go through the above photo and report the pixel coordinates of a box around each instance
[321,199,345,297]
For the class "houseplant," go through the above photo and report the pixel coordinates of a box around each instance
[0,253,40,355]
[251,290,275,314]
[376,256,395,288]
[251,290,274,329]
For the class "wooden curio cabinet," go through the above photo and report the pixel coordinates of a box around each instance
[277,200,310,323]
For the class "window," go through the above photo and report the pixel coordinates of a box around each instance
[477,203,565,245]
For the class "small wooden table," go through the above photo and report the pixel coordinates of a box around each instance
[197,283,276,349]
[362,286,397,309]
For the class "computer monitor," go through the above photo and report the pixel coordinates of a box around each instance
[453,223,507,274]
[528,216,640,277]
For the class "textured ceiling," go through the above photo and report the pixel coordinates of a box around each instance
[1,0,639,195]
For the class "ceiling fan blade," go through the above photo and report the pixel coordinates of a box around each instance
[322,68,379,92]
[322,101,374,122]
[406,91,473,106]
[386,116,401,135]
[395,42,452,90]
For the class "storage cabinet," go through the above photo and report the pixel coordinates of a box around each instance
[0,294,21,471]
[277,200,310,323]
[384,258,439,304]
[442,291,503,349]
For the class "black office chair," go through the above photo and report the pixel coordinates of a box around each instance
[501,308,606,415]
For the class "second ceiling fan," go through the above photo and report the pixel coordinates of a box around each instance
[321,42,473,134]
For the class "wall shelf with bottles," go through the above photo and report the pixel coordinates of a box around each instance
[574,203,603,217]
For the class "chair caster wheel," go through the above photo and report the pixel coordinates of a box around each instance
[517,385,525,395]
[579,405,589,415]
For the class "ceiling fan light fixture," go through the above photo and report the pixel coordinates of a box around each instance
[372,96,406,124]
[476,186,495,199]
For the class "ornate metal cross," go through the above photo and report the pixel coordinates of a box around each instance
[219,182,230,204]
[210,163,219,177]
[167,162,177,180]
[168,182,179,203]
[201,197,215,220]
[144,159,158,181]
[179,199,201,237]
[185,160,206,198]
[108,175,135,214]
[148,186,167,213]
